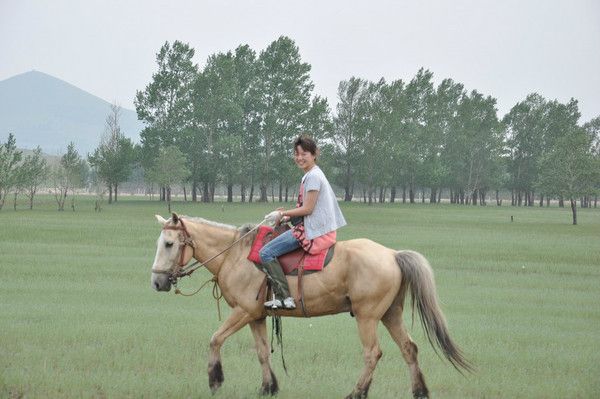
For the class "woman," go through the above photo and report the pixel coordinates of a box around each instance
[258,136,346,310]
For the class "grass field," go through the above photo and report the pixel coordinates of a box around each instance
[1,196,599,398]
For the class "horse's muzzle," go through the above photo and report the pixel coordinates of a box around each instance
[151,273,172,292]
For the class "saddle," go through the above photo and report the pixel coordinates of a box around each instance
[247,225,336,316]
[248,225,335,274]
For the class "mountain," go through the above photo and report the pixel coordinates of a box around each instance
[0,71,144,155]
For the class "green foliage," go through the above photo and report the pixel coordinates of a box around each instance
[89,105,135,202]
[0,133,23,209]
[18,146,48,209]
[51,142,85,211]
[146,145,190,190]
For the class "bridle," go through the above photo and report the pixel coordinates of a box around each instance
[151,217,267,285]
[151,218,198,283]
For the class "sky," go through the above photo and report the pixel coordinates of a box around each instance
[1,0,599,122]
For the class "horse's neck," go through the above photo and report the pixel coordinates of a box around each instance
[186,221,238,275]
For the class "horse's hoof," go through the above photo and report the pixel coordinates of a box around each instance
[413,388,429,399]
[208,361,224,393]
[345,391,367,399]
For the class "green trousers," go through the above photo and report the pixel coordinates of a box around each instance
[257,259,291,299]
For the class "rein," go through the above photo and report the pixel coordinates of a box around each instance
[176,217,268,278]
[154,217,269,321]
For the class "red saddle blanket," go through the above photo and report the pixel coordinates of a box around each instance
[247,225,334,273]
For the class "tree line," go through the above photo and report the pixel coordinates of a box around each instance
[1,36,599,223]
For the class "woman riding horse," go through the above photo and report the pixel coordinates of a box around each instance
[258,135,346,310]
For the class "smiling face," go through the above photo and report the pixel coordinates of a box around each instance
[294,145,316,172]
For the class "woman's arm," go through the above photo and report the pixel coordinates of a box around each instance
[281,190,318,218]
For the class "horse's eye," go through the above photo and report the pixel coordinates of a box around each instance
[165,242,174,248]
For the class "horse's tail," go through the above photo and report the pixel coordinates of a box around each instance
[395,250,473,373]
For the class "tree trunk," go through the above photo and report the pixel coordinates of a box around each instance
[192,182,198,202]
[285,185,289,203]
[227,184,233,203]
[183,186,187,202]
[241,183,246,203]
[402,186,406,203]
[558,196,564,208]
[203,182,210,203]
[539,194,544,207]
[249,184,255,203]
[429,188,436,204]
[259,185,268,202]
[278,182,283,203]
[13,192,17,211]
[390,186,396,203]
[114,184,118,202]
[570,198,577,225]
[108,184,113,204]
[546,197,550,207]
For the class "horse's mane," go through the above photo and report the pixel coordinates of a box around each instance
[180,216,238,231]
[238,223,259,246]
[180,217,258,246]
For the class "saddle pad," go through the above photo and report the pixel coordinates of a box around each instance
[247,225,334,273]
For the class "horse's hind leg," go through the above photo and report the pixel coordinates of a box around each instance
[207,307,251,393]
[382,305,429,399]
[346,317,382,399]
[249,318,278,396]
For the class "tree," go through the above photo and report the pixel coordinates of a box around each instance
[135,41,198,200]
[583,116,600,207]
[88,104,135,203]
[146,146,190,212]
[256,36,315,202]
[503,94,548,206]
[52,143,85,211]
[0,133,22,211]
[446,90,503,205]
[537,127,599,224]
[18,147,47,210]
[333,77,370,201]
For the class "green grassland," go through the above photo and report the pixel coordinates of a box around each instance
[1,197,599,398]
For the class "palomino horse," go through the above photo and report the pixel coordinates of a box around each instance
[151,213,471,398]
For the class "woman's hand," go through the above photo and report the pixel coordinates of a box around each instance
[264,210,282,225]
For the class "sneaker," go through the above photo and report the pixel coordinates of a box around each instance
[264,298,283,309]
[282,297,296,310]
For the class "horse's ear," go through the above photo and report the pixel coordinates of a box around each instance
[155,215,167,225]
[172,212,179,224]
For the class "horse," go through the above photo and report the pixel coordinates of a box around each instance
[150,213,471,399]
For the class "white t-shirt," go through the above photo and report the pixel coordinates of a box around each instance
[301,165,347,240]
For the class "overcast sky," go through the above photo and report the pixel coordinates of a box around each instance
[1,0,599,122]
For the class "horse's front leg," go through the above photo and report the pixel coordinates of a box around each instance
[208,306,252,393]
[249,317,278,396]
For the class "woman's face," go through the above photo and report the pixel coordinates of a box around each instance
[294,145,316,172]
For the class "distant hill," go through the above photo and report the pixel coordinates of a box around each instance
[0,71,144,155]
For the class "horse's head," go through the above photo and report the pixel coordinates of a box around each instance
[151,212,195,292]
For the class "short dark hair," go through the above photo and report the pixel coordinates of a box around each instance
[293,135,317,155]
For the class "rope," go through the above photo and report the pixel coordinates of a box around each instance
[174,276,223,321]
[178,217,268,277]
[270,314,289,376]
